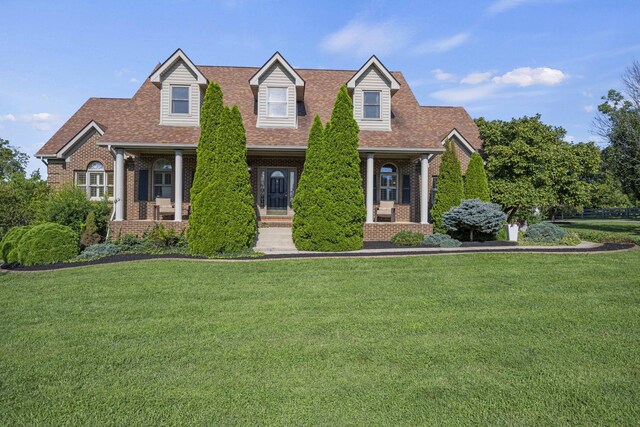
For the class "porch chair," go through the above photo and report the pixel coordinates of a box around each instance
[154,197,175,220]
[376,200,396,222]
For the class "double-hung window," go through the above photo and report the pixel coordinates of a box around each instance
[267,87,288,117]
[171,86,190,114]
[380,163,397,202]
[363,90,381,119]
[153,159,173,198]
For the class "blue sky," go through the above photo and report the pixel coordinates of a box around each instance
[1,0,639,175]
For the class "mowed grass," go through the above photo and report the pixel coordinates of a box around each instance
[1,252,640,425]
[559,219,640,244]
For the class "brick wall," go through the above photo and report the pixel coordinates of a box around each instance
[109,220,188,238]
[364,222,433,241]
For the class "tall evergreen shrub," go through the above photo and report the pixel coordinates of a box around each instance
[464,152,490,201]
[188,105,256,255]
[431,139,464,233]
[292,115,327,250]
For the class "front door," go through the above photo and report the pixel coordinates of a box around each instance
[267,169,288,215]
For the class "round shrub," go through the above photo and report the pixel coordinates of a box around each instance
[77,243,121,260]
[390,231,425,247]
[0,225,32,264]
[524,222,566,243]
[443,199,507,241]
[17,223,79,266]
[424,233,462,248]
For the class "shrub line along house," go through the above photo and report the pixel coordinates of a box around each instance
[36,49,482,241]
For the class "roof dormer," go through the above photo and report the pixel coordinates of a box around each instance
[347,56,400,132]
[250,52,305,129]
[150,49,208,127]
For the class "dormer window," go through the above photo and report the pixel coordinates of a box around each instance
[171,86,189,114]
[363,91,381,119]
[267,87,288,117]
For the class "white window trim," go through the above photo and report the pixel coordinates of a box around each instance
[362,90,382,121]
[170,85,190,115]
[74,169,114,202]
[153,159,174,200]
[267,86,288,118]
[379,163,398,202]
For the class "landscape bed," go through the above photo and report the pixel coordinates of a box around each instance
[1,252,639,424]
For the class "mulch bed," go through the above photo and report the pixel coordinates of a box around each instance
[1,243,635,272]
[363,240,519,250]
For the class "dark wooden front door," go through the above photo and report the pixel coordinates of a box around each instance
[267,169,288,214]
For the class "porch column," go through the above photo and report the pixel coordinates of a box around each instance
[115,148,125,221]
[366,153,374,223]
[174,149,183,222]
[420,154,429,224]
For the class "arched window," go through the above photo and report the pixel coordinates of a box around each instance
[380,163,397,202]
[153,159,173,198]
[74,161,113,200]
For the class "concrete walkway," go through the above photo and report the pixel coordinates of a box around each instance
[254,227,299,254]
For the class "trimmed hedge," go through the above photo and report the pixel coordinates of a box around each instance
[17,222,78,266]
[0,225,32,264]
[431,139,464,233]
[464,152,490,201]
[390,231,425,247]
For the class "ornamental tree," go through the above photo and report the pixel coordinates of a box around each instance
[430,139,464,233]
[188,105,256,255]
[443,199,507,242]
[464,152,490,201]
[292,115,327,250]
[191,82,224,200]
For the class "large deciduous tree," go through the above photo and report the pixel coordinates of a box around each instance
[430,139,464,233]
[0,138,29,180]
[595,60,640,204]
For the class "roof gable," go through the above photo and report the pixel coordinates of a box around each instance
[149,48,208,86]
[442,128,476,154]
[249,52,305,98]
[347,55,400,94]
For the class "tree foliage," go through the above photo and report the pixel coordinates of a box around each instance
[191,82,224,200]
[0,138,29,180]
[44,184,93,234]
[188,104,256,255]
[595,60,640,203]
[431,139,464,233]
[464,152,490,201]
[292,115,327,250]
[477,114,603,221]
[80,211,101,248]
[0,171,49,239]
[443,199,507,241]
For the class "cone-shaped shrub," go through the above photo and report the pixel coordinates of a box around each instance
[431,139,464,233]
[188,105,256,255]
[191,82,224,200]
[311,85,365,251]
[292,115,327,250]
[464,152,490,201]
[80,211,100,248]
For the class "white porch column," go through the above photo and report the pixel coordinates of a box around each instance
[420,154,430,224]
[366,153,374,223]
[174,149,183,222]
[114,148,125,221]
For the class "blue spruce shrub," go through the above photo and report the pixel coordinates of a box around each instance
[424,233,462,247]
[443,199,507,241]
[524,222,566,243]
[77,243,121,260]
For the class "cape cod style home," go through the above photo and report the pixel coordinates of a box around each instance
[36,49,482,241]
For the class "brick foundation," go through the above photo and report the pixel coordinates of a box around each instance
[364,222,433,241]
[109,220,188,238]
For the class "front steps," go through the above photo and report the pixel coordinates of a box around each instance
[258,215,293,228]
[254,227,297,254]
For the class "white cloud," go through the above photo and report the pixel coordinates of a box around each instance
[414,32,469,54]
[0,112,59,131]
[583,105,595,113]
[488,0,529,14]
[130,77,139,83]
[432,69,456,82]
[492,67,568,87]
[431,84,497,104]
[0,114,17,122]
[461,71,493,85]
[320,20,409,57]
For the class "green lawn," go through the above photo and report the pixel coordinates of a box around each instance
[559,219,640,244]
[1,252,640,425]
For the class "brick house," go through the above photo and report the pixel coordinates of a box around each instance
[35,49,482,241]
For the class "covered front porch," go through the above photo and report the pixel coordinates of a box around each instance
[107,145,438,241]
